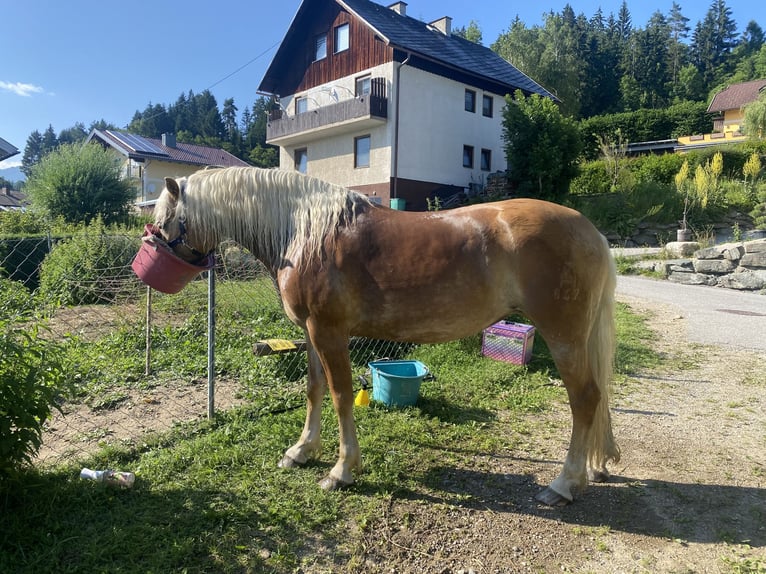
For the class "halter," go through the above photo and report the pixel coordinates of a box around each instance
[166,217,212,264]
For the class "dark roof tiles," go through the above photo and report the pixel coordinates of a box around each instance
[340,0,554,98]
[708,79,766,113]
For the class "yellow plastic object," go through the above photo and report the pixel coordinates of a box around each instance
[354,388,370,407]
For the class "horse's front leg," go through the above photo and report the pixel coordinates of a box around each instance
[306,322,360,490]
[279,338,326,468]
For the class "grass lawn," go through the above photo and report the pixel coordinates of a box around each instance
[0,304,659,573]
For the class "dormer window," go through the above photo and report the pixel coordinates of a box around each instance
[314,33,327,61]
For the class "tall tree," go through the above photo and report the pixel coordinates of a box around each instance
[21,130,44,177]
[691,0,738,86]
[222,98,239,142]
[668,2,691,86]
[453,20,483,44]
[41,125,58,154]
[502,90,582,202]
[58,123,88,145]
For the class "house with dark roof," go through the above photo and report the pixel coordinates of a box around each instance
[675,78,766,151]
[0,136,20,163]
[258,0,555,210]
[87,130,250,209]
[0,187,28,211]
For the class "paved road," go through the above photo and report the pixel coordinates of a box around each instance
[616,275,766,353]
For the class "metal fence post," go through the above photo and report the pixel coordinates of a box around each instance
[145,286,152,376]
[207,268,216,419]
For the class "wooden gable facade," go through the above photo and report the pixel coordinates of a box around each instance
[261,1,394,97]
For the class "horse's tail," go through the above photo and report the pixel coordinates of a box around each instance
[587,239,621,474]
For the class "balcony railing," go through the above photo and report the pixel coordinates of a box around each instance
[266,78,388,145]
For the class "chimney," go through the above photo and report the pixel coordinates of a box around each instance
[387,2,407,16]
[429,16,452,36]
[162,133,176,148]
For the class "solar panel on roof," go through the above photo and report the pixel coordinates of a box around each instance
[108,131,167,155]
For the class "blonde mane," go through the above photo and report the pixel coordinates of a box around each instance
[161,167,372,267]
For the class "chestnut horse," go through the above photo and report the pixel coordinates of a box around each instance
[153,166,619,505]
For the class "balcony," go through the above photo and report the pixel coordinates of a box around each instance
[266,78,388,146]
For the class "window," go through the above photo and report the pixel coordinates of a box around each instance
[355,75,371,96]
[463,145,474,168]
[295,96,308,114]
[314,33,327,61]
[295,148,308,174]
[334,23,349,53]
[480,148,492,171]
[482,95,493,118]
[355,135,371,168]
[464,89,476,113]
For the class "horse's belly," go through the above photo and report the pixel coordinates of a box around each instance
[352,285,517,343]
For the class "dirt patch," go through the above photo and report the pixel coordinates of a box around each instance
[37,378,245,466]
[352,296,766,573]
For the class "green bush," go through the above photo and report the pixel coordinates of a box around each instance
[751,183,766,229]
[580,101,711,160]
[569,161,611,196]
[38,220,141,306]
[631,153,686,185]
[0,280,67,476]
[0,236,52,290]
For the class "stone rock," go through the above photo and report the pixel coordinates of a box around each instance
[717,270,766,290]
[695,242,745,261]
[665,241,701,257]
[667,271,717,286]
[722,246,745,261]
[741,251,766,269]
[744,239,766,253]
[695,245,727,259]
[693,258,738,274]
[667,260,695,273]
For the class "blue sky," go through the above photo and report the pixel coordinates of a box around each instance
[1,0,761,170]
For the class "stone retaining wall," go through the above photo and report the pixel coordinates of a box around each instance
[640,239,766,292]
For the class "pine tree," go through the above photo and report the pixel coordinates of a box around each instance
[668,2,690,86]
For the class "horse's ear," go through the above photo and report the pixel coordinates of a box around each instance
[164,177,181,200]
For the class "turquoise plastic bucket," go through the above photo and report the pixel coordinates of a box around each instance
[389,198,406,210]
[369,360,428,406]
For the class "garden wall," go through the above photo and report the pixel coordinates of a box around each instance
[639,239,766,291]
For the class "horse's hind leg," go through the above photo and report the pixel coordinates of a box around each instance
[279,338,326,468]
[534,304,619,504]
[536,348,601,505]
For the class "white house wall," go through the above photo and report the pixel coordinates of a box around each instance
[276,62,508,194]
[396,66,508,190]
[278,63,396,189]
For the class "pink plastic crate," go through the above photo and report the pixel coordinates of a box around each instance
[481,321,535,365]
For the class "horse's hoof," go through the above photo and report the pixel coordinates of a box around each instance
[278,455,302,469]
[589,469,610,483]
[319,475,353,491]
[535,487,572,506]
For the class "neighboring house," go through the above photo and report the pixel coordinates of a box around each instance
[675,78,766,151]
[0,187,27,211]
[258,0,555,210]
[0,136,20,163]
[87,130,250,210]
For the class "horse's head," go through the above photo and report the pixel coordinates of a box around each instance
[153,176,211,264]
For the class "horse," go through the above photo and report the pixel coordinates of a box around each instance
[152,166,620,505]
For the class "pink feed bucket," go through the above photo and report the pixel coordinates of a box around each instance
[131,224,214,294]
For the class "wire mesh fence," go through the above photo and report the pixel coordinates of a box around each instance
[1,231,409,469]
